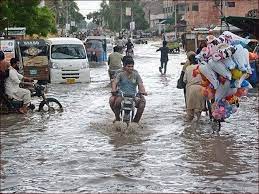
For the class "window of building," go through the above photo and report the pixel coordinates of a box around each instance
[192,3,199,11]
[177,3,186,14]
[225,1,235,7]
[186,4,190,11]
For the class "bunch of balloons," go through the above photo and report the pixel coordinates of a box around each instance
[194,31,254,120]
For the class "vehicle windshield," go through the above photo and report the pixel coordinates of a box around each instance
[51,44,86,59]
[20,45,48,57]
[87,40,104,50]
[19,44,49,67]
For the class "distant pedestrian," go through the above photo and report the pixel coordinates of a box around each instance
[156,40,169,74]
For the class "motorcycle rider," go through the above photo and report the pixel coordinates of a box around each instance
[108,46,123,80]
[0,51,9,95]
[125,38,134,56]
[109,56,147,123]
[5,58,33,113]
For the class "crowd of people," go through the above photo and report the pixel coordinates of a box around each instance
[107,37,204,123]
[1,31,255,125]
[108,30,256,124]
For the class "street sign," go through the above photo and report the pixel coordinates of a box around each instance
[130,21,135,31]
[71,21,75,27]
[65,24,70,31]
[0,39,15,62]
[126,7,131,16]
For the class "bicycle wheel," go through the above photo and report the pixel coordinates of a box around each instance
[39,98,63,112]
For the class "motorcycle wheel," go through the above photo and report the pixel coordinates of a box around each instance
[38,98,63,112]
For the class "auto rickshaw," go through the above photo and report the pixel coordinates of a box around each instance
[17,39,49,84]
[167,39,180,53]
[84,36,107,65]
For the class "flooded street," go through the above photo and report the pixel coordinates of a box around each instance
[0,42,258,192]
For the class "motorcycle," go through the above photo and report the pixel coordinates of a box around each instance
[119,92,146,126]
[120,92,136,126]
[126,48,134,57]
[0,82,63,114]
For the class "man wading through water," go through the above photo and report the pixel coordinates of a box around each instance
[156,40,169,75]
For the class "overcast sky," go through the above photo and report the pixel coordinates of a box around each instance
[75,0,103,19]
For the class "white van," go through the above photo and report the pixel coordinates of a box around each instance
[47,37,90,83]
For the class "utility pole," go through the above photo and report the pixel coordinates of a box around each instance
[174,3,177,39]
[131,6,134,39]
[220,0,224,34]
[66,0,69,25]
[120,0,123,32]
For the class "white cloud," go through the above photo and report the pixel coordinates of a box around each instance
[75,0,102,17]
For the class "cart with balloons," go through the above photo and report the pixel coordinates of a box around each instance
[193,31,257,132]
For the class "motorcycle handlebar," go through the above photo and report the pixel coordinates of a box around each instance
[111,91,147,97]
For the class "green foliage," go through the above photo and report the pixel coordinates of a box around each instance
[87,0,149,32]
[31,7,57,36]
[0,0,56,36]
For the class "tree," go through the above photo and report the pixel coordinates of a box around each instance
[29,7,56,36]
[0,0,56,36]
[87,0,149,32]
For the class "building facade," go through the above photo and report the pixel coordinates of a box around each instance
[162,0,259,30]
[140,0,165,30]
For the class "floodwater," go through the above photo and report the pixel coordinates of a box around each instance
[0,42,258,193]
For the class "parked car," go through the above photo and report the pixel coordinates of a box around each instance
[132,35,148,44]
[167,40,180,53]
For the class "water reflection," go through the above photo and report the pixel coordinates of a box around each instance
[181,122,250,192]
[160,74,170,87]
[90,121,149,192]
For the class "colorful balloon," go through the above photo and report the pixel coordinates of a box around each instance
[221,57,236,70]
[199,61,219,89]
[231,69,243,80]
[208,59,232,80]
[231,44,250,72]
[215,80,231,102]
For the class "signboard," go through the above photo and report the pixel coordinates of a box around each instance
[71,21,75,27]
[130,21,135,31]
[66,24,70,31]
[126,7,131,16]
[186,33,196,39]
[0,40,15,62]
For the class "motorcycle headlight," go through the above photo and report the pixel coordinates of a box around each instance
[50,62,60,69]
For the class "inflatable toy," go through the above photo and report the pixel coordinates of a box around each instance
[208,59,232,80]
[198,61,219,89]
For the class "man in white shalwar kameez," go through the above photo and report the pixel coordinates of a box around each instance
[5,58,33,113]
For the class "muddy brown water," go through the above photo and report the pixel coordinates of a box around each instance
[0,42,258,192]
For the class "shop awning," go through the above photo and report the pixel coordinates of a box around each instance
[222,16,259,38]
[159,18,173,25]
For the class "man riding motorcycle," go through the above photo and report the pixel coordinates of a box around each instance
[109,56,147,123]
[108,46,123,80]
[125,39,134,56]
[5,58,33,113]
[0,51,9,95]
